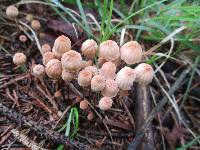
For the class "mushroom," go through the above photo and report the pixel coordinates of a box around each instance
[13,53,26,66]
[61,70,74,82]
[61,50,82,72]
[26,14,33,22]
[87,111,94,120]
[134,63,154,85]
[31,20,41,31]
[120,41,142,64]
[53,35,71,55]
[80,99,89,110]
[91,75,106,92]
[32,64,45,77]
[99,40,120,61]
[6,5,18,18]
[45,59,62,79]
[99,61,116,80]
[84,65,99,76]
[41,44,51,55]
[98,97,113,110]
[77,69,93,87]
[116,66,136,90]
[81,39,97,59]
[43,52,55,66]
[101,79,119,98]
[52,47,62,59]
[19,35,27,43]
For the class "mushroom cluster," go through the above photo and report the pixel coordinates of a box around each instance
[12,34,154,117]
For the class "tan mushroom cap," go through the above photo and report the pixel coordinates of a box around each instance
[31,20,41,31]
[99,61,116,80]
[134,63,154,85]
[61,50,82,72]
[32,64,45,77]
[101,79,119,98]
[120,41,142,64]
[87,111,94,120]
[19,35,27,43]
[61,70,74,82]
[81,39,97,59]
[6,5,18,18]
[116,66,136,90]
[41,44,51,55]
[91,75,106,92]
[99,40,120,61]
[13,52,26,65]
[43,52,55,66]
[45,59,62,79]
[80,99,89,110]
[98,97,113,110]
[78,69,93,87]
[84,65,99,76]
[53,35,71,55]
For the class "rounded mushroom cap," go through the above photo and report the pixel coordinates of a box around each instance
[81,39,97,59]
[120,41,142,64]
[41,44,51,55]
[80,99,89,110]
[61,70,74,82]
[26,14,33,22]
[134,63,154,85]
[32,64,45,77]
[19,35,27,43]
[61,50,82,72]
[6,5,18,18]
[53,35,71,55]
[99,40,120,61]
[43,52,55,66]
[99,61,116,80]
[78,69,93,87]
[87,111,94,120]
[13,53,26,65]
[45,59,62,79]
[116,66,136,90]
[52,47,62,60]
[101,79,119,98]
[98,97,113,110]
[91,75,106,92]
[31,20,41,31]
[84,65,99,76]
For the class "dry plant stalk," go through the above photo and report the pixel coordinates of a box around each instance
[11,129,48,150]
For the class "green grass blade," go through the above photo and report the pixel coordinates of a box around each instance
[104,0,168,40]
[100,0,108,40]
[76,0,91,37]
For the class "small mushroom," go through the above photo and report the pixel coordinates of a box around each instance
[53,35,71,55]
[13,52,26,66]
[41,44,51,55]
[31,20,41,31]
[78,69,93,87]
[99,40,120,61]
[26,14,33,22]
[32,64,45,77]
[43,52,55,66]
[84,65,99,76]
[19,35,27,43]
[116,66,136,90]
[61,50,82,72]
[99,61,116,80]
[98,97,113,110]
[134,63,154,85]
[120,41,142,64]
[91,75,106,92]
[81,39,97,59]
[45,59,62,79]
[87,111,94,120]
[61,70,74,82]
[6,5,18,18]
[80,99,89,110]
[101,79,119,98]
